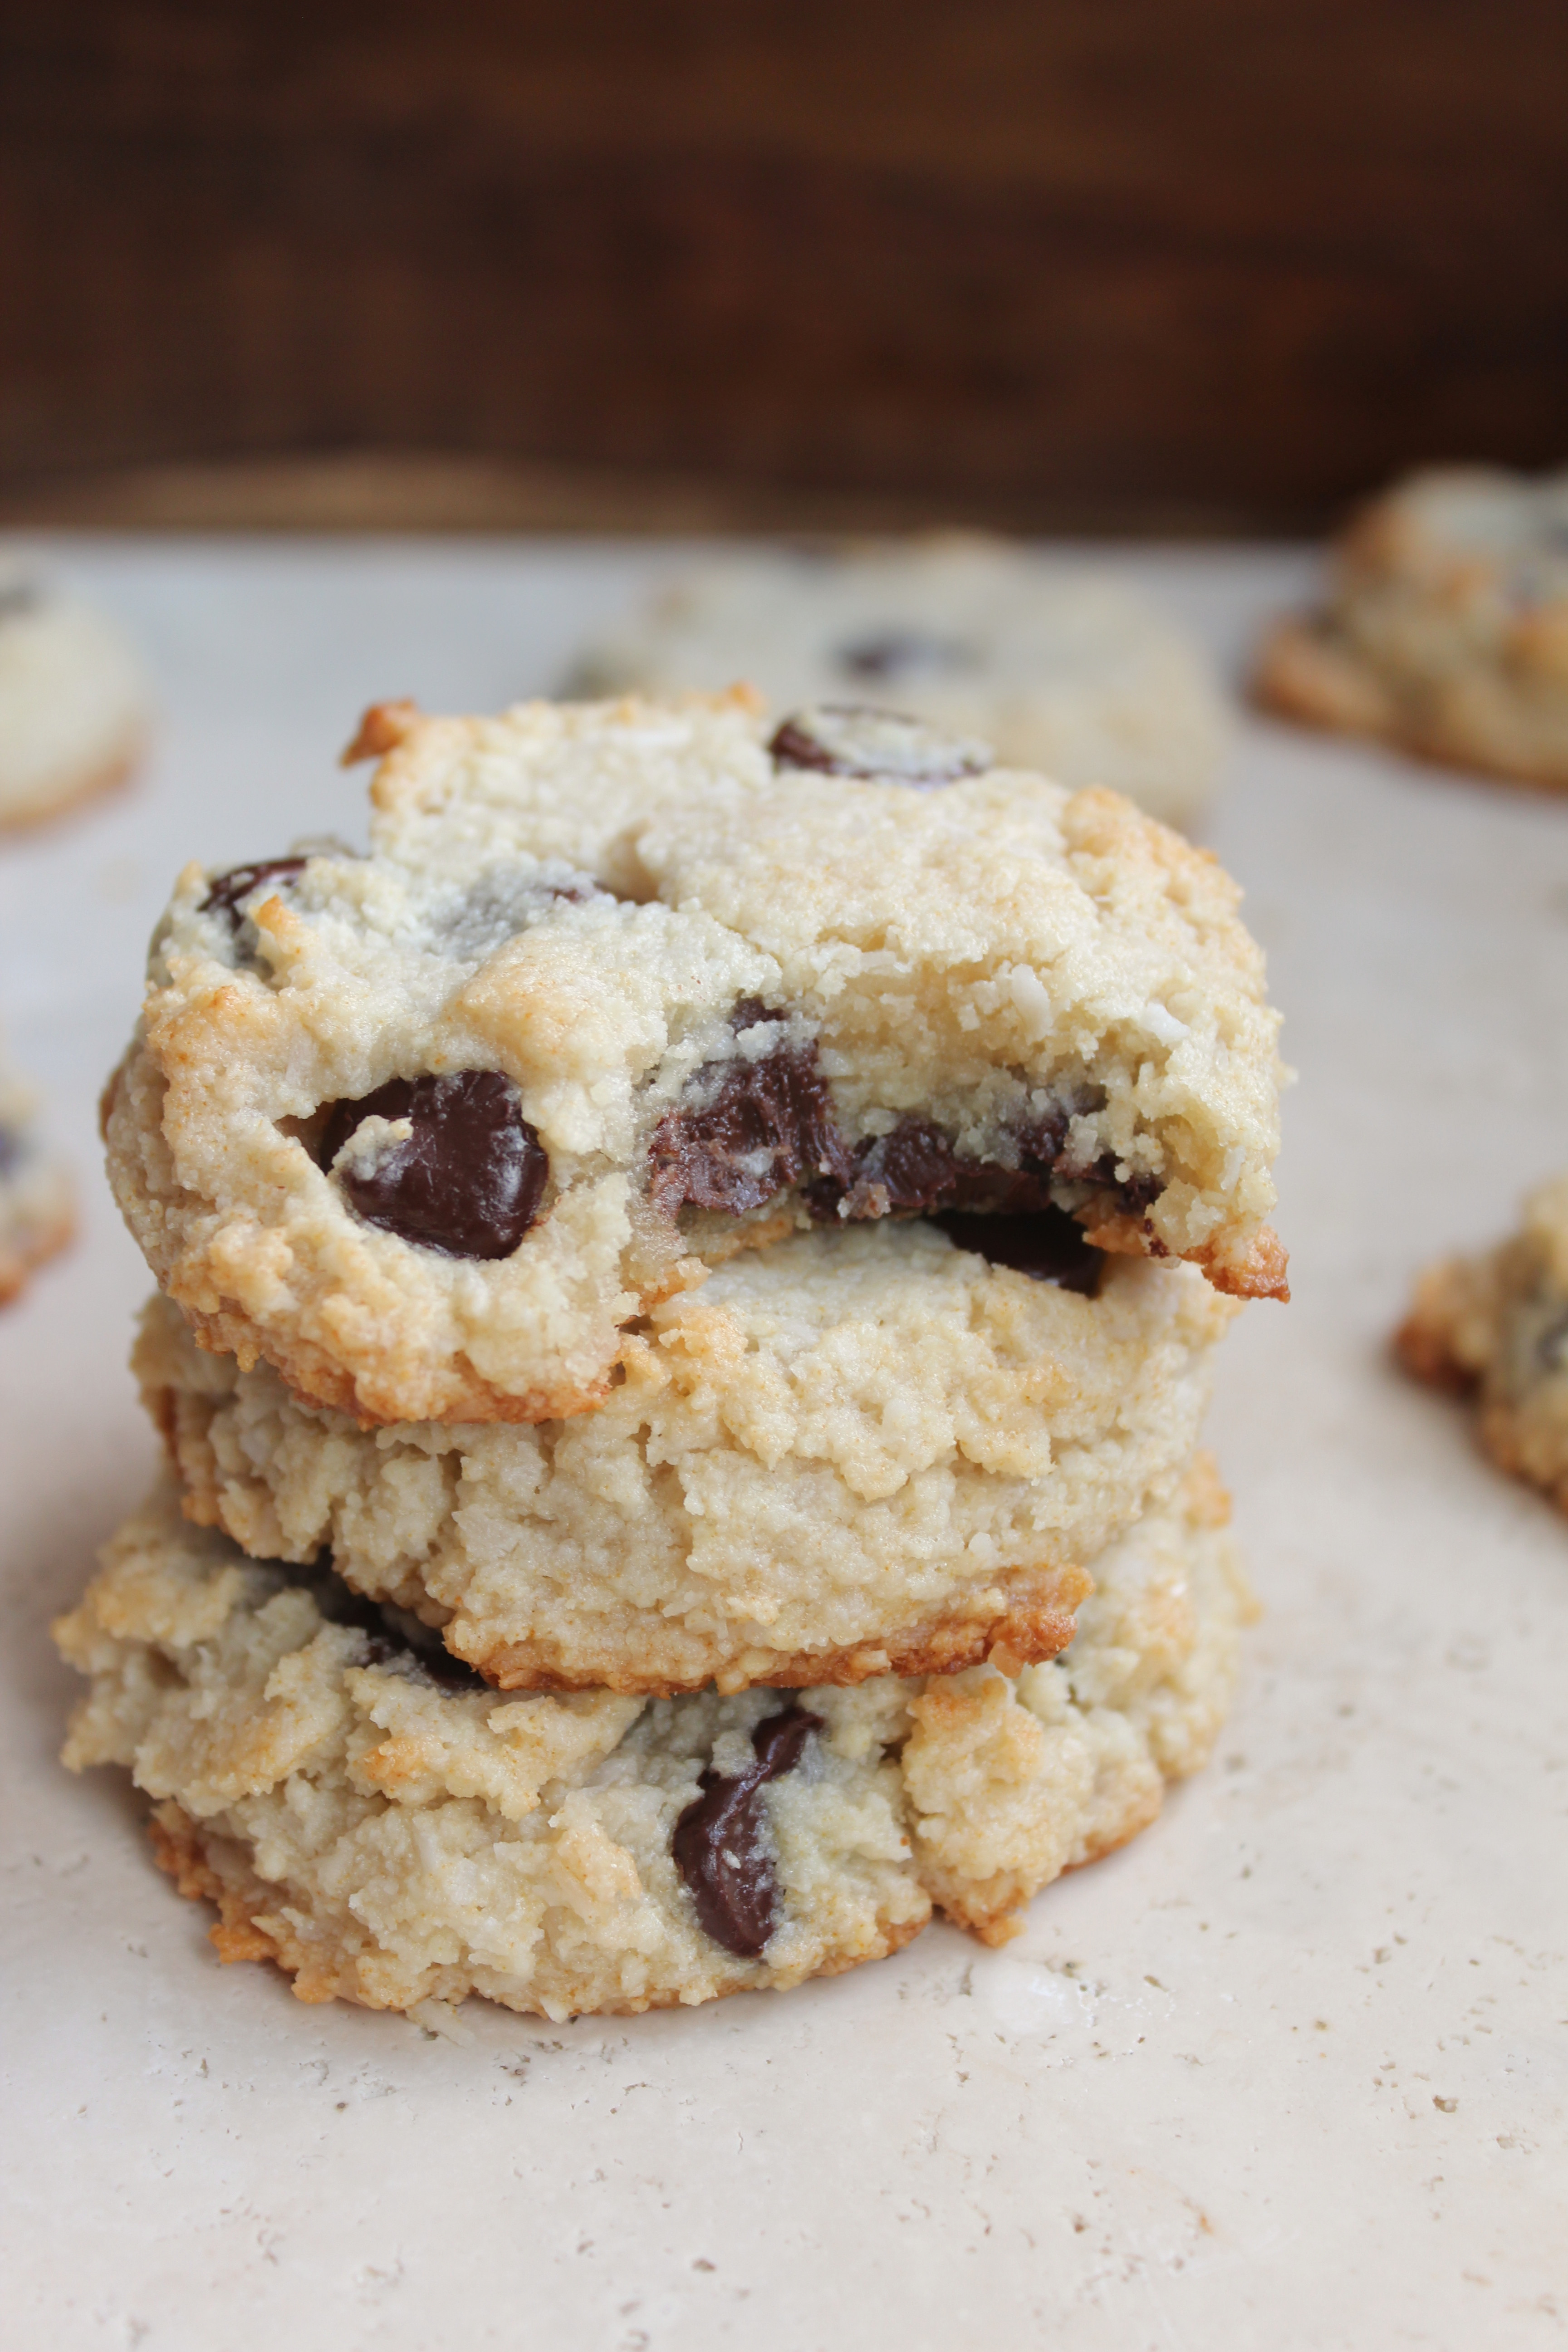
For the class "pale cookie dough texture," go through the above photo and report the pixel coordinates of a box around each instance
[103,693,1286,1426]
[0,568,149,827]
[0,1030,74,1303]
[1257,466,1568,789]
[54,1460,1252,2020]
[1397,1173,1568,1510]
[136,1222,1237,1694]
[564,537,1231,831]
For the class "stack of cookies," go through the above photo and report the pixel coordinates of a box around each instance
[55,692,1286,2021]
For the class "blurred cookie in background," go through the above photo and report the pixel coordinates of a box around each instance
[0,567,150,830]
[566,535,1230,831]
[1398,1174,1568,1514]
[0,1029,74,1303]
[1257,466,1568,790]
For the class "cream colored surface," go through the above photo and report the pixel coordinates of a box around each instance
[105,688,1284,1426]
[564,537,1230,828]
[53,1466,1245,2015]
[137,1223,1234,1693]
[2,542,1564,2350]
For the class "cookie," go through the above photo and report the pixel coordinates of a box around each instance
[565,537,1230,830]
[54,1458,1251,2019]
[135,1217,1236,1694]
[103,693,1286,1426]
[1397,1173,1568,1509]
[1257,466,1568,789]
[0,569,148,828]
[0,1032,74,1303]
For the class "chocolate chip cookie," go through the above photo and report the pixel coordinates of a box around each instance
[0,569,148,828]
[54,1458,1251,2018]
[1397,1174,1568,1509]
[0,1031,73,1303]
[566,536,1230,829]
[1258,466,1568,789]
[103,693,1286,1427]
[135,1217,1237,1694]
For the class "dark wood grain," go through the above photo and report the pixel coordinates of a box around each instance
[1,0,1563,528]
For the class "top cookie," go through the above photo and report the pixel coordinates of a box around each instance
[1257,466,1568,789]
[0,568,148,828]
[104,693,1286,1424]
[567,536,1229,829]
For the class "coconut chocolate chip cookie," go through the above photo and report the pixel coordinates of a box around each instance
[565,536,1230,830]
[1257,466,1568,789]
[1397,1174,1568,1509]
[0,1032,74,1303]
[0,569,149,828]
[103,692,1285,1426]
[54,1458,1251,2019]
[136,1218,1237,1695]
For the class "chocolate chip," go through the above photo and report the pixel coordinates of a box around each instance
[295,1558,490,1691]
[672,1709,822,1959]
[201,858,308,923]
[834,629,978,681]
[808,1108,1069,1222]
[769,705,991,786]
[648,1037,853,1220]
[319,1069,548,1259]
[932,1206,1103,1294]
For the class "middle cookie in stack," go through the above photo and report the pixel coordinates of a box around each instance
[84,689,1286,2016]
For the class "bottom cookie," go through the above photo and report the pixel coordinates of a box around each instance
[0,1038,74,1304]
[54,1459,1253,2020]
[1397,1174,1568,1510]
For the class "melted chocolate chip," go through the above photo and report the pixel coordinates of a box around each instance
[932,1206,1103,1294]
[769,705,991,786]
[649,1040,853,1220]
[295,1559,490,1690]
[201,857,308,922]
[319,1069,548,1259]
[808,1109,1069,1222]
[835,629,977,681]
[672,1709,823,1958]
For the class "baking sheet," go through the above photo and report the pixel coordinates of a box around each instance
[2,538,1563,2352]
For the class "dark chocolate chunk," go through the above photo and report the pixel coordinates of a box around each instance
[769,705,991,787]
[319,1069,548,1259]
[932,1206,1103,1294]
[294,1557,490,1691]
[672,1708,823,1959]
[201,857,309,923]
[648,1037,853,1220]
[835,629,977,681]
[808,1108,1070,1222]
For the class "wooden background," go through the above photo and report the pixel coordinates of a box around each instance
[2,0,1563,531]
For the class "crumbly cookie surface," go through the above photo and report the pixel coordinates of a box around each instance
[564,537,1230,829]
[54,1460,1251,2019]
[0,1033,74,1303]
[105,693,1285,1425]
[136,1220,1236,1693]
[0,570,148,828]
[1397,1173,1568,1509]
[1258,467,1568,788]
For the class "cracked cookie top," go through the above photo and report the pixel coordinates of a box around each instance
[105,691,1285,1424]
